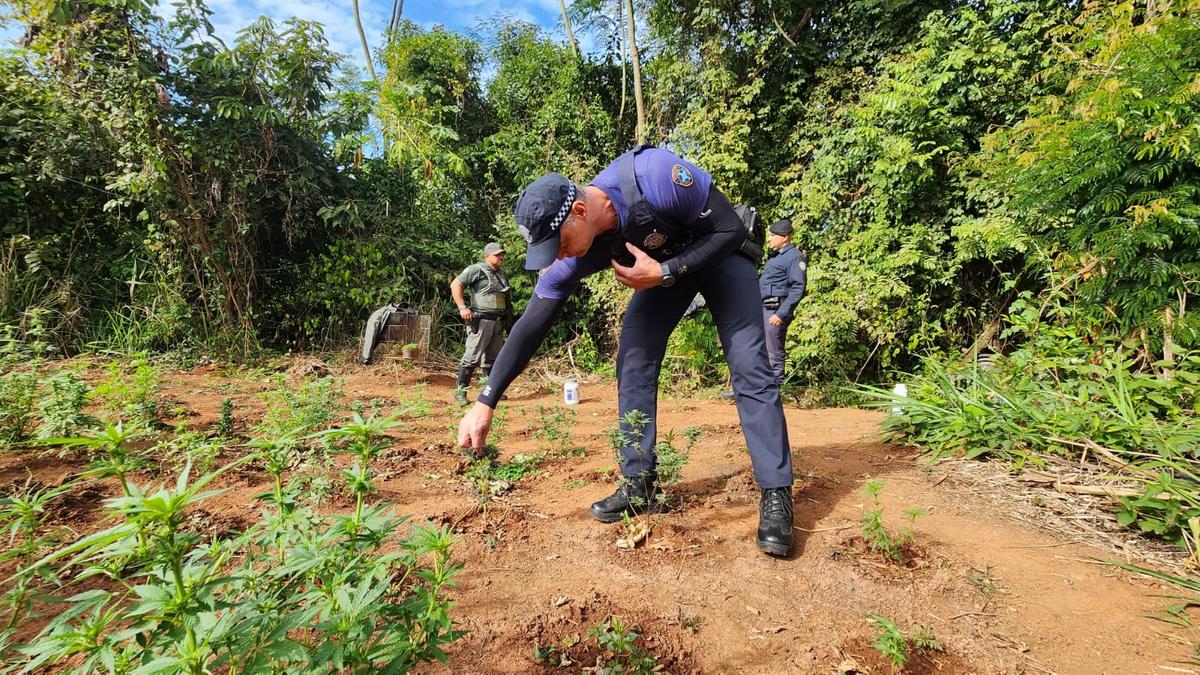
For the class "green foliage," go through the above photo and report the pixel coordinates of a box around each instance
[11,418,460,672]
[869,613,942,670]
[865,286,1200,550]
[216,398,234,438]
[0,368,38,444]
[653,427,698,489]
[90,357,162,426]
[859,479,923,562]
[587,615,660,674]
[35,371,95,440]
[255,376,343,439]
[973,0,1200,340]
[533,405,578,456]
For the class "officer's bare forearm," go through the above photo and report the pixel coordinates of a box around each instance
[664,187,744,277]
[450,279,467,308]
[475,293,567,407]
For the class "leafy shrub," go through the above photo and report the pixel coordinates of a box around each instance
[869,613,942,670]
[865,291,1200,549]
[0,369,37,444]
[13,417,461,672]
[34,371,95,440]
[859,479,923,562]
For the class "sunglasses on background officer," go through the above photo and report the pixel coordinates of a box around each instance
[457,145,797,557]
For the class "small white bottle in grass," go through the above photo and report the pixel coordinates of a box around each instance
[891,383,908,416]
[564,379,580,406]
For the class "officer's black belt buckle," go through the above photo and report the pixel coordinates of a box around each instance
[762,297,781,310]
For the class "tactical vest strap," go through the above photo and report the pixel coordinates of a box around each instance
[617,144,660,232]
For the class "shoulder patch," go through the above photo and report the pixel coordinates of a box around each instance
[671,164,694,187]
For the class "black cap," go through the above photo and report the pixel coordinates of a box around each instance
[515,173,579,270]
[769,218,793,236]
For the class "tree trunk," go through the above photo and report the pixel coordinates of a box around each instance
[624,0,645,144]
[616,0,626,126]
[558,0,578,58]
[389,0,404,32]
[352,0,378,82]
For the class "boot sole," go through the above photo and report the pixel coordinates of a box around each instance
[756,539,793,556]
[589,504,668,523]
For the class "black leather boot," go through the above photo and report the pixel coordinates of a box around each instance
[589,476,667,523]
[757,487,794,556]
[454,366,474,405]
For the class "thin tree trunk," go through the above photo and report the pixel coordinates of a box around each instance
[624,0,645,144]
[352,0,378,82]
[390,0,404,32]
[558,0,578,58]
[616,0,626,126]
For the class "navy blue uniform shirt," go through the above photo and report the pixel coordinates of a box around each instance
[533,148,712,300]
[759,243,807,319]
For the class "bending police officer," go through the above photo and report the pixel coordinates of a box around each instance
[456,146,796,556]
[451,242,511,405]
[759,219,807,385]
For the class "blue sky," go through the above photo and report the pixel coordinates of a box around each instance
[2,0,576,71]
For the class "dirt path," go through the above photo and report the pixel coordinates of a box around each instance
[2,361,1192,673]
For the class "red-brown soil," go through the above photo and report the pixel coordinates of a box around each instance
[1,358,1194,673]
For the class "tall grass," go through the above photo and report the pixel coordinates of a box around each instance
[859,345,1200,553]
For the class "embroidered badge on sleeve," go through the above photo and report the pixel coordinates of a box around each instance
[671,164,694,187]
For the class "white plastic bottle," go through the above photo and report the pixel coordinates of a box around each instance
[891,383,908,415]
[564,379,580,406]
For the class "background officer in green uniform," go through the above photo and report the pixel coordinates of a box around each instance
[759,219,807,385]
[451,242,511,404]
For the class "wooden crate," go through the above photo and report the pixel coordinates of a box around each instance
[381,311,432,350]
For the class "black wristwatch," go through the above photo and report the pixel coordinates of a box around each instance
[660,262,676,287]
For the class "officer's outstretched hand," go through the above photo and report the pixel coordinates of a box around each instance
[457,401,494,452]
[612,242,663,291]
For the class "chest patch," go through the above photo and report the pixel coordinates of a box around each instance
[671,164,694,187]
[643,232,668,249]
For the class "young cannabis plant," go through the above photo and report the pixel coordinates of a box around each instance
[860,478,924,562]
[869,613,942,670]
[0,477,72,630]
[47,423,144,497]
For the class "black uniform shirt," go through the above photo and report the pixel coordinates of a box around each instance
[758,243,807,319]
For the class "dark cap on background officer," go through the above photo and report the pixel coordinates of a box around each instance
[759,219,807,385]
[458,146,796,557]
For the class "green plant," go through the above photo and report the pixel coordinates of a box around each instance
[0,367,37,444]
[533,405,578,456]
[48,424,145,498]
[0,476,72,630]
[35,371,95,440]
[861,304,1200,552]
[217,398,234,437]
[588,615,659,674]
[156,429,223,475]
[255,376,343,440]
[859,479,922,562]
[13,416,461,672]
[90,357,163,427]
[869,614,942,670]
[654,427,699,490]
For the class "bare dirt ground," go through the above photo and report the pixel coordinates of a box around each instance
[2,357,1195,674]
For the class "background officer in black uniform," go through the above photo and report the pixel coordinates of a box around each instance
[457,146,797,557]
[759,219,807,385]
